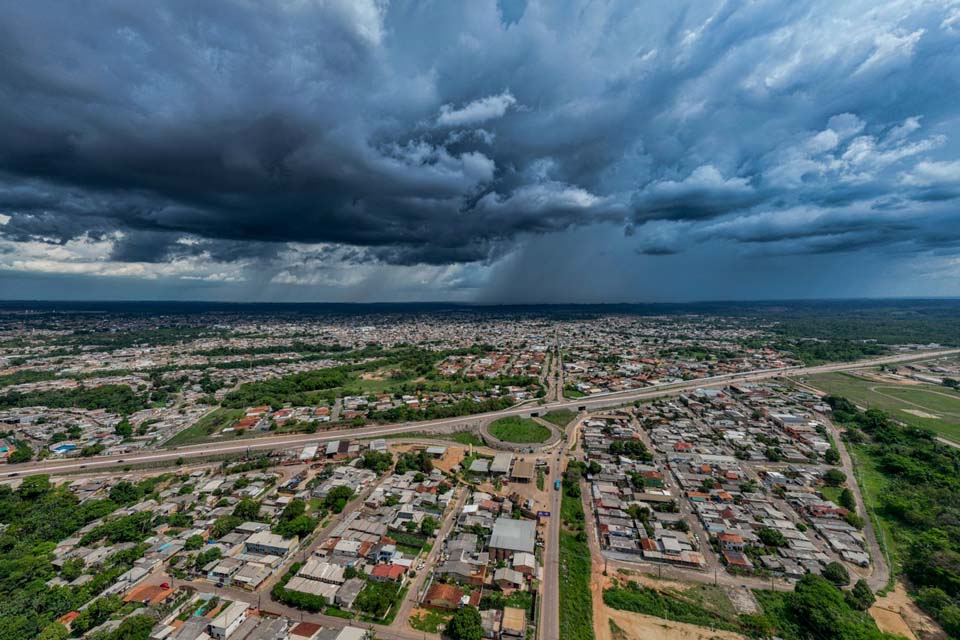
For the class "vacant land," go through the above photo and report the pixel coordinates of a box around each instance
[489,416,552,443]
[803,371,960,442]
[409,608,452,633]
[603,581,745,635]
[542,409,576,428]
[560,490,595,640]
[164,408,244,446]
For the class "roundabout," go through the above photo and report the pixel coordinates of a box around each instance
[481,413,564,451]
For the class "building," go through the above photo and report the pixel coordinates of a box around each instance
[510,460,535,483]
[490,453,514,475]
[502,607,526,638]
[245,531,297,556]
[424,583,464,610]
[489,517,536,560]
[209,601,248,639]
[512,552,536,575]
[369,563,406,583]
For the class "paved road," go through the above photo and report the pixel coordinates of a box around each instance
[8,349,959,480]
[538,412,585,640]
[390,487,468,633]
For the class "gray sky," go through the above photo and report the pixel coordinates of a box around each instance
[1,0,959,302]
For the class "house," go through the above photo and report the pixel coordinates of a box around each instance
[512,552,536,575]
[480,608,502,639]
[490,453,514,475]
[717,532,745,552]
[423,583,464,611]
[209,601,248,639]
[436,559,487,586]
[469,459,490,474]
[369,563,406,583]
[494,567,525,590]
[722,550,753,570]
[501,607,526,638]
[245,531,297,556]
[299,559,346,585]
[208,558,243,585]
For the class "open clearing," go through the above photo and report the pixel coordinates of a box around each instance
[488,416,552,443]
[801,371,960,443]
[870,582,946,640]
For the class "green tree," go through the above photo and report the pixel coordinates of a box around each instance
[60,556,85,581]
[109,481,143,505]
[194,546,222,571]
[16,474,51,500]
[184,534,204,551]
[823,468,847,487]
[211,515,242,538]
[359,450,393,473]
[821,561,850,587]
[824,448,841,465]
[838,488,856,511]
[757,527,787,548]
[420,516,438,537]
[446,605,483,640]
[232,498,261,521]
[36,623,69,640]
[114,419,133,438]
[324,485,354,513]
[109,614,155,640]
[7,443,33,464]
[846,579,876,611]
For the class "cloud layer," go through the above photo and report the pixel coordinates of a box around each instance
[1,0,959,301]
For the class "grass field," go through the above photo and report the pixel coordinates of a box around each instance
[603,582,743,634]
[488,416,552,443]
[410,609,451,633]
[164,408,243,446]
[802,371,960,442]
[374,430,484,446]
[541,409,576,428]
[560,490,595,640]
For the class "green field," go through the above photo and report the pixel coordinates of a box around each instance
[802,371,960,442]
[603,582,743,635]
[164,408,244,446]
[541,409,576,428]
[488,416,552,443]
[560,490,595,640]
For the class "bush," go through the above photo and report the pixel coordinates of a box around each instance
[846,579,876,611]
[824,468,847,487]
[821,562,850,587]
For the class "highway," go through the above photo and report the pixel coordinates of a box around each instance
[6,348,959,480]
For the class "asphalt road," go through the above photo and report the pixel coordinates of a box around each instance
[7,348,959,480]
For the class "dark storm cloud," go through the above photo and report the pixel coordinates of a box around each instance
[0,0,959,300]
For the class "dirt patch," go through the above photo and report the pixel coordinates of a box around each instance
[871,582,946,640]
[600,608,747,640]
[391,442,466,474]
[902,408,941,419]
[611,568,691,593]
[724,586,759,615]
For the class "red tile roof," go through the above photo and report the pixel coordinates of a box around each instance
[371,563,406,581]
